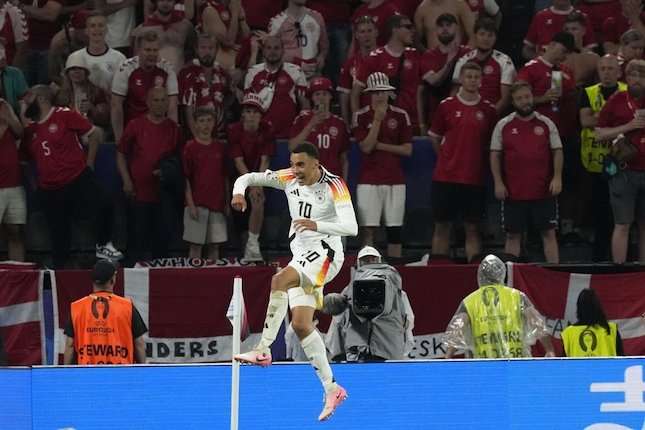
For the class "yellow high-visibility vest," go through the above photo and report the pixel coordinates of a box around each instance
[580,82,627,173]
[562,323,618,357]
[463,284,524,358]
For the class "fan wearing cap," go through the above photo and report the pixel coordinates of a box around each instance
[353,72,412,259]
[182,107,228,260]
[47,9,89,86]
[228,92,275,262]
[55,55,110,127]
[414,0,475,50]
[353,14,424,133]
[522,0,596,60]
[63,260,148,365]
[517,31,576,134]
[428,61,497,262]
[179,32,229,137]
[288,77,350,179]
[338,15,377,126]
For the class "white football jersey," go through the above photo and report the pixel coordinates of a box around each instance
[232,166,358,254]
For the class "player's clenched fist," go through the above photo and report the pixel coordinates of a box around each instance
[231,194,247,212]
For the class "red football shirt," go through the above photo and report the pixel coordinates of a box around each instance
[355,46,422,127]
[112,57,179,124]
[24,108,93,190]
[517,57,575,134]
[490,112,563,200]
[598,91,645,171]
[602,11,645,45]
[429,94,497,186]
[421,45,471,120]
[288,111,350,176]
[0,3,28,65]
[390,0,420,18]
[178,61,229,131]
[578,0,622,34]
[227,120,275,172]
[241,0,283,30]
[524,6,596,52]
[353,105,413,185]
[337,52,371,109]
[351,2,401,46]
[19,0,61,50]
[244,62,307,138]
[0,128,20,188]
[183,139,227,212]
[118,116,179,203]
[453,49,516,104]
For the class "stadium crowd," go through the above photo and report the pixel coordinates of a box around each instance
[1,0,645,268]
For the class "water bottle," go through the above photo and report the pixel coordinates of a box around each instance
[551,66,562,113]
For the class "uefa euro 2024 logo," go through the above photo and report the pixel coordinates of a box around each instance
[585,365,645,430]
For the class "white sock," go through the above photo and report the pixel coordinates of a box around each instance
[301,330,337,394]
[248,232,260,245]
[256,290,288,353]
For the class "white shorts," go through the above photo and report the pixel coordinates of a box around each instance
[0,186,26,225]
[356,184,406,227]
[287,240,344,310]
[183,207,228,245]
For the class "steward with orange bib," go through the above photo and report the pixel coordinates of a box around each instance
[63,260,147,365]
[443,254,556,358]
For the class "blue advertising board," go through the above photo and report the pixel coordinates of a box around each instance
[1,358,644,429]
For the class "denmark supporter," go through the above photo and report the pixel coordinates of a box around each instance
[351,0,400,47]
[111,30,178,142]
[428,61,497,263]
[353,72,412,259]
[182,107,228,261]
[490,81,563,264]
[244,35,308,139]
[289,77,350,180]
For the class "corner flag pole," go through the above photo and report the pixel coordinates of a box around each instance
[230,277,242,430]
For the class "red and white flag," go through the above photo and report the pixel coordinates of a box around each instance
[226,278,250,342]
[509,263,645,355]
[0,270,45,365]
[53,267,274,363]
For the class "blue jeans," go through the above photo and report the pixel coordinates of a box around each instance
[25,49,49,86]
[323,23,351,87]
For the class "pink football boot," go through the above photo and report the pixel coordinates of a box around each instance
[318,385,348,421]
[233,350,272,367]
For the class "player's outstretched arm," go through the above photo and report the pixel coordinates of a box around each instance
[231,168,294,211]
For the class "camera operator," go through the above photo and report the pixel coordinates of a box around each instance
[323,246,414,362]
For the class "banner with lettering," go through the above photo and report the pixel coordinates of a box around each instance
[0,270,45,364]
[53,267,275,364]
[509,263,645,356]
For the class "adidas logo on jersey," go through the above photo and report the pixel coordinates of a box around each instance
[290,189,300,196]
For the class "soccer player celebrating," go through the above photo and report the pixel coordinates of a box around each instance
[231,142,357,421]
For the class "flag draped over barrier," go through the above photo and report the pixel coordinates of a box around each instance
[509,263,645,355]
[0,270,45,364]
[52,267,274,364]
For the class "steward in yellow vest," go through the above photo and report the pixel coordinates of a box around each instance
[580,81,627,173]
[561,288,623,357]
[444,255,556,358]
